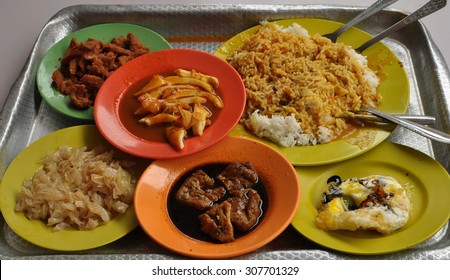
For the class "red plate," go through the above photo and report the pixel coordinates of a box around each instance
[94,49,246,159]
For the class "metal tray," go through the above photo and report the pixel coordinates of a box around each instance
[0,4,449,260]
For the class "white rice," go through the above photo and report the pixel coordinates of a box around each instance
[249,110,332,147]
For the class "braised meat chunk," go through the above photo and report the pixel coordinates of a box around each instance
[216,161,258,191]
[198,201,234,243]
[168,162,266,244]
[228,189,262,231]
[175,170,226,210]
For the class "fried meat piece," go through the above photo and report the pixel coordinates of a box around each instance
[216,162,258,191]
[68,84,94,108]
[127,33,151,56]
[175,170,226,210]
[228,189,262,231]
[198,201,234,243]
[80,74,105,91]
[83,53,111,77]
[52,33,149,109]
[51,70,72,95]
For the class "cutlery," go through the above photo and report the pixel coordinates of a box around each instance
[323,0,398,42]
[351,113,436,125]
[361,107,450,144]
[355,0,447,53]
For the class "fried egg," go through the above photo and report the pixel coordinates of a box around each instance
[316,175,411,234]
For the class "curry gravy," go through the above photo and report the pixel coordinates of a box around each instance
[167,163,268,243]
[117,77,222,144]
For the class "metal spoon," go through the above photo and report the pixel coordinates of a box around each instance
[352,113,436,125]
[356,0,447,53]
[323,0,398,42]
[362,107,450,144]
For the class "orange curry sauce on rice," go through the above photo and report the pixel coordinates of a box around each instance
[226,22,381,147]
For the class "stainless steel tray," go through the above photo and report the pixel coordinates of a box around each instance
[0,4,449,260]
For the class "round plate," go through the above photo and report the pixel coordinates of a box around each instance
[0,125,150,251]
[292,141,450,255]
[215,18,409,166]
[94,48,246,159]
[134,136,300,259]
[36,23,171,120]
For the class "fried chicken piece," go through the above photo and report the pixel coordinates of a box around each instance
[198,201,234,243]
[216,162,258,191]
[175,170,226,210]
[228,188,262,231]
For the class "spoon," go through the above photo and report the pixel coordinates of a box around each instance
[323,0,398,42]
[361,107,450,144]
[355,0,447,53]
[351,113,436,125]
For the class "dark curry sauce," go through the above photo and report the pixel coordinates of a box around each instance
[167,163,268,243]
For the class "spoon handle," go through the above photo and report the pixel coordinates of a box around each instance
[330,0,398,39]
[364,107,450,144]
[356,0,447,53]
[353,113,435,125]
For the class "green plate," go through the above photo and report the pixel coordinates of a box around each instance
[215,18,410,166]
[36,23,171,120]
[0,125,150,251]
[292,141,450,255]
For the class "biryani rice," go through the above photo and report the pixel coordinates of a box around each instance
[15,145,136,231]
[227,22,381,147]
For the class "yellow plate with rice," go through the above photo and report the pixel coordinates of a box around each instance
[215,18,409,166]
[0,125,150,251]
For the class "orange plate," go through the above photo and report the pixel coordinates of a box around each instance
[94,49,246,159]
[134,136,301,259]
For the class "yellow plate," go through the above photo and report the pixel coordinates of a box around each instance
[215,18,410,166]
[292,141,450,255]
[0,125,150,251]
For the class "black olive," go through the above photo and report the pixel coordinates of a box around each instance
[327,175,342,185]
[322,193,335,203]
[341,195,356,210]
